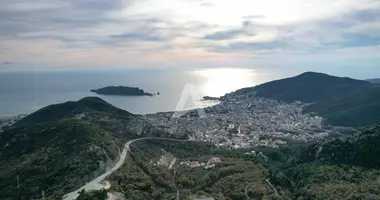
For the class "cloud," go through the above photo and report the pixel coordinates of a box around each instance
[0,0,380,69]
[110,33,165,41]
[202,20,257,40]
[202,29,243,40]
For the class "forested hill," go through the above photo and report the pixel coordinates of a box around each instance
[304,89,380,127]
[0,97,168,199]
[14,97,135,127]
[229,72,372,103]
[226,72,380,127]
[298,125,380,168]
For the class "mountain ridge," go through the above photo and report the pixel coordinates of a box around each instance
[14,97,134,127]
[226,71,380,127]
[0,97,170,199]
[229,71,372,103]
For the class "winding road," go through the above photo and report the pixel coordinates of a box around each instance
[63,137,192,200]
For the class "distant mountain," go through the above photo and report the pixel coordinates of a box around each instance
[367,78,380,84]
[2,61,13,65]
[230,72,372,103]
[0,97,169,199]
[15,97,134,127]
[91,86,154,96]
[226,72,380,127]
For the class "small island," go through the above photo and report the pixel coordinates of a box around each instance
[202,96,220,101]
[91,86,154,96]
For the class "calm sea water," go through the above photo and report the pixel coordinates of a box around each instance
[0,68,280,117]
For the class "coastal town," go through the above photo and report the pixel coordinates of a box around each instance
[145,90,329,149]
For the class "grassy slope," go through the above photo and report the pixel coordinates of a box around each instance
[0,97,157,199]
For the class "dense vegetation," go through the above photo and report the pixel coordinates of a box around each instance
[106,140,293,200]
[0,97,168,199]
[84,125,380,200]
[0,119,119,199]
[304,89,380,127]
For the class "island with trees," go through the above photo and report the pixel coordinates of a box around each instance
[91,86,155,96]
[202,96,220,101]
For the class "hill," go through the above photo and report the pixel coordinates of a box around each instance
[284,125,380,199]
[226,72,380,127]
[304,89,380,127]
[229,72,372,103]
[367,78,380,84]
[15,97,135,127]
[298,125,380,168]
[0,97,168,199]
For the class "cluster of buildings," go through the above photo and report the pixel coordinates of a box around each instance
[0,114,26,133]
[180,157,222,169]
[145,91,330,149]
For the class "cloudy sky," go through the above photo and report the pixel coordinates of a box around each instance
[0,0,379,76]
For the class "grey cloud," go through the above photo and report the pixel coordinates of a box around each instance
[215,40,289,53]
[65,0,125,11]
[205,5,380,54]
[202,29,243,40]
[0,0,215,51]
[110,33,165,41]
[0,0,125,37]
[2,61,13,65]
[202,20,256,40]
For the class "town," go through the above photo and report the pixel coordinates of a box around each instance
[145,90,329,149]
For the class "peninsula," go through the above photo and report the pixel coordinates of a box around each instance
[91,86,154,96]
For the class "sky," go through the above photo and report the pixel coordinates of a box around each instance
[0,0,380,78]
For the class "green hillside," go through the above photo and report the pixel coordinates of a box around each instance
[0,97,167,199]
[0,119,120,199]
[297,125,380,168]
[230,72,372,103]
[15,97,135,127]
[304,89,380,127]
[285,125,380,199]
[54,124,380,200]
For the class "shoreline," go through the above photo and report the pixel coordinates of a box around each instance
[0,99,221,119]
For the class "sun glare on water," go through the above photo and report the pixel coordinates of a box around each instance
[194,68,257,97]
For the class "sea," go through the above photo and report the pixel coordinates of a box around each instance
[0,68,282,117]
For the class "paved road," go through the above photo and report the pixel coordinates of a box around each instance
[63,137,192,200]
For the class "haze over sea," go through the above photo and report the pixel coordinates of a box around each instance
[0,68,283,117]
